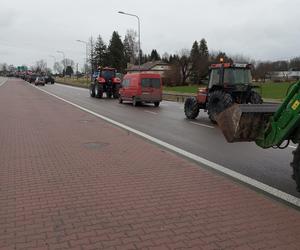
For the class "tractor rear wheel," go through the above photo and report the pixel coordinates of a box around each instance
[291,144,300,192]
[207,91,233,123]
[113,86,120,99]
[184,97,200,119]
[249,91,263,104]
[95,85,103,98]
[90,85,95,97]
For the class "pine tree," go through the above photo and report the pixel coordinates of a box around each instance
[198,38,209,79]
[190,41,201,84]
[107,31,126,72]
[199,39,208,57]
[150,49,161,61]
[94,35,108,68]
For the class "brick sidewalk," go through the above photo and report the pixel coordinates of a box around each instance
[0,79,300,250]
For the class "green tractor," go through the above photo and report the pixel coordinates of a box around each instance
[216,81,300,191]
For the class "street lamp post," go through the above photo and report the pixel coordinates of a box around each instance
[76,40,88,77]
[56,50,66,76]
[118,11,141,70]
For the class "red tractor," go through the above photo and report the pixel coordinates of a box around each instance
[90,67,121,99]
[184,62,262,123]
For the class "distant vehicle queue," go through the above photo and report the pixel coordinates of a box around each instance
[15,66,163,107]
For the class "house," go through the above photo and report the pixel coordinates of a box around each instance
[126,61,171,78]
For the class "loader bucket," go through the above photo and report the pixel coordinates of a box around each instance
[216,104,279,142]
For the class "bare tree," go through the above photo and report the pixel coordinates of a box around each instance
[88,36,96,73]
[229,54,251,64]
[123,29,138,65]
[177,49,192,84]
[54,62,63,74]
[61,58,74,69]
[0,63,8,72]
[290,57,300,70]
[33,60,47,73]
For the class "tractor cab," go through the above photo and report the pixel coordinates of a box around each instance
[208,63,253,90]
[99,67,117,81]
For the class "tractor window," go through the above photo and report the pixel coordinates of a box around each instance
[209,69,221,86]
[224,68,252,84]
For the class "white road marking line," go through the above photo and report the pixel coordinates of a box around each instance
[55,83,87,91]
[190,121,214,129]
[0,78,7,87]
[144,110,158,115]
[31,85,300,208]
[289,145,297,149]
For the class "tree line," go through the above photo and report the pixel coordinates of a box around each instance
[1,29,300,84]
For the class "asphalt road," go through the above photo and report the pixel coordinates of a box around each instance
[33,82,300,198]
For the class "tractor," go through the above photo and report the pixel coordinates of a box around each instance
[90,67,121,99]
[184,62,262,123]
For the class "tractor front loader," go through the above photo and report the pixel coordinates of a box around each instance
[216,80,300,191]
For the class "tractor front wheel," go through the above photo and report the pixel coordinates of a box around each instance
[291,144,300,192]
[207,91,233,123]
[184,97,200,119]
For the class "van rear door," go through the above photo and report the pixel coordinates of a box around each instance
[141,77,162,101]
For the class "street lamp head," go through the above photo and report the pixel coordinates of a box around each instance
[76,39,88,44]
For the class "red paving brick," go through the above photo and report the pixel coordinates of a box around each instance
[0,79,300,250]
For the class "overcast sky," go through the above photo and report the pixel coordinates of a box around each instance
[1,0,299,69]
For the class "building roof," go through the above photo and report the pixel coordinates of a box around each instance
[126,60,169,72]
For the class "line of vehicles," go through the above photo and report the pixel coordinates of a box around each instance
[20,72,55,86]
[90,67,163,107]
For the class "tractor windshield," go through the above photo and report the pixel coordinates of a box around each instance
[224,68,252,85]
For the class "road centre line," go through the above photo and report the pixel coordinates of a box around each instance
[189,121,214,129]
[32,84,300,208]
[144,110,158,115]
[56,83,87,91]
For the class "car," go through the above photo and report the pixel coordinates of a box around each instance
[35,76,45,86]
[119,73,162,107]
[44,75,55,84]
[28,74,37,83]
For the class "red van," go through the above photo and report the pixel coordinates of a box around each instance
[119,73,162,107]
